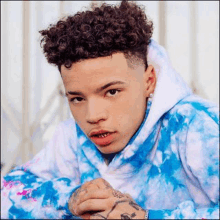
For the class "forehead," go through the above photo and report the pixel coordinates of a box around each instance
[61,53,143,89]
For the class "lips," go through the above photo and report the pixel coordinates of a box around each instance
[89,130,116,146]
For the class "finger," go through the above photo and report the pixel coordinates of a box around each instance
[90,211,108,219]
[107,209,135,219]
[76,183,100,203]
[71,182,101,212]
[80,181,91,189]
[69,187,89,214]
[74,187,88,199]
[70,187,87,207]
[77,188,112,205]
[75,183,99,202]
[76,198,114,215]
[80,213,91,219]
[124,193,135,200]
[111,189,127,199]
[85,183,100,192]
[98,178,113,189]
[90,178,112,189]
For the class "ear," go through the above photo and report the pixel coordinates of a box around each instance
[143,65,157,98]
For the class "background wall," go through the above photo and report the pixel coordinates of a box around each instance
[1,1,219,175]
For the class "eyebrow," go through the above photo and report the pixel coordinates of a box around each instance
[66,81,126,96]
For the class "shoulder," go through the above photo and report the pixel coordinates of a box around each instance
[59,117,76,129]
[170,96,219,199]
[49,118,78,152]
[167,95,219,125]
[56,118,77,136]
[173,96,219,178]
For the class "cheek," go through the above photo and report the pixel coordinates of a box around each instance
[116,95,146,129]
[131,88,147,112]
[117,90,146,116]
[69,105,84,125]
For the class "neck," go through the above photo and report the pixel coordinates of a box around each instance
[102,153,116,165]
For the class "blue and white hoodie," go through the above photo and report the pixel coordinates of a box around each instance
[1,40,219,219]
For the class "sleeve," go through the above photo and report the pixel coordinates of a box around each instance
[148,107,219,219]
[1,120,83,219]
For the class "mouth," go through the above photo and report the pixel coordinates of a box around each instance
[89,130,116,146]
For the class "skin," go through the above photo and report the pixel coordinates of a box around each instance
[68,178,146,219]
[62,52,156,155]
[62,52,156,219]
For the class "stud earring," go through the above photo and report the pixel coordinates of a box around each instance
[148,93,154,102]
[149,93,153,98]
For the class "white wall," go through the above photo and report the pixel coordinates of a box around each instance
[1,1,219,171]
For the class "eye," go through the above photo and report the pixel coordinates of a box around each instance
[70,97,84,104]
[106,89,120,97]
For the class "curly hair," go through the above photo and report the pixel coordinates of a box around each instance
[39,0,153,72]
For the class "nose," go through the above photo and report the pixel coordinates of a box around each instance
[86,98,108,124]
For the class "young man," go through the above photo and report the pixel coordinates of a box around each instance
[1,1,219,219]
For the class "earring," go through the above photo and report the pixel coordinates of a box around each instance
[149,93,153,98]
[148,93,153,102]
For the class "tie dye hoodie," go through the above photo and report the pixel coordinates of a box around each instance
[1,40,219,219]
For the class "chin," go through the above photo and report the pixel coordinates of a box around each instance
[97,144,124,155]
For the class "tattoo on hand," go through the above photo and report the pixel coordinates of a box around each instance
[73,188,80,199]
[129,200,140,210]
[106,199,130,218]
[112,190,125,198]
[121,212,136,219]
[69,187,87,215]
[103,180,112,189]
[105,199,141,219]
[72,187,83,202]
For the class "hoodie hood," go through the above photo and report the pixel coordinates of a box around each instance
[75,40,192,176]
[135,39,193,146]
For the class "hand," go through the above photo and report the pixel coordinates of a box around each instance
[90,199,146,219]
[68,178,114,218]
[68,178,146,219]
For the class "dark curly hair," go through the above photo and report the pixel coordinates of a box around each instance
[39,0,153,72]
